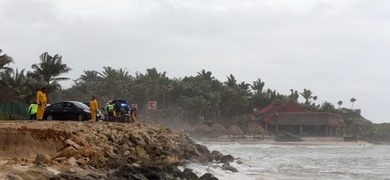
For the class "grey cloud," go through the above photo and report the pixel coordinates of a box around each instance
[1,0,390,123]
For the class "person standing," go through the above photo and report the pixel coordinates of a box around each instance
[107,102,114,121]
[130,105,137,123]
[36,87,47,120]
[124,104,130,123]
[90,95,98,122]
[28,101,38,120]
[114,101,122,122]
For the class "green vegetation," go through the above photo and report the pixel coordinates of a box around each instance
[275,131,303,142]
[0,49,388,142]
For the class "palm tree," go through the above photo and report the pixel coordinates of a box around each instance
[235,83,251,115]
[0,49,14,73]
[197,69,214,82]
[98,66,121,100]
[225,74,237,89]
[313,96,318,104]
[251,78,265,96]
[163,105,183,123]
[220,87,236,121]
[122,74,137,103]
[113,68,132,99]
[207,91,222,123]
[190,95,210,121]
[77,70,100,83]
[76,70,102,99]
[319,101,337,113]
[350,98,356,109]
[27,52,72,94]
[0,69,29,102]
[289,89,299,102]
[139,68,168,107]
[337,100,343,109]
[221,75,251,122]
[299,88,313,105]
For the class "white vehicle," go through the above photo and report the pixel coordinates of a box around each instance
[97,109,104,121]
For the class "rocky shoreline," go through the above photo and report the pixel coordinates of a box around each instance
[0,121,238,180]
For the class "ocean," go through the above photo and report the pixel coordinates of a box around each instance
[185,142,390,180]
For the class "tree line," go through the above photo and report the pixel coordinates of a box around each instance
[2,50,390,142]
[0,50,366,123]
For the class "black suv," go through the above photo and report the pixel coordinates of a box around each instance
[110,99,128,110]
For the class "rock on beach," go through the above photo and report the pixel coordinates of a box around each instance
[0,121,224,179]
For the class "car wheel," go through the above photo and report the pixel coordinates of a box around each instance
[47,115,54,121]
[77,114,84,121]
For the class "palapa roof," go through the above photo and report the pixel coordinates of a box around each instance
[254,100,307,123]
[227,124,243,135]
[210,123,227,133]
[181,123,194,132]
[245,123,265,134]
[193,122,210,132]
[273,112,345,127]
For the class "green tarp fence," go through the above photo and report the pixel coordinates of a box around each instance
[0,102,29,120]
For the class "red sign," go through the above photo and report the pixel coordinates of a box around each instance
[148,101,157,110]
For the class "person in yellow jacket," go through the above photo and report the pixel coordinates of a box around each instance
[28,101,38,120]
[89,95,98,122]
[36,87,47,120]
[130,105,137,123]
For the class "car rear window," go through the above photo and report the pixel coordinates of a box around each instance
[73,101,89,109]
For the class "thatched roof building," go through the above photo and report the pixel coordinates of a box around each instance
[254,100,307,124]
[245,123,265,134]
[210,123,227,133]
[270,112,345,136]
[274,112,345,127]
[193,122,210,132]
[227,124,243,135]
[245,123,265,140]
[253,100,307,133]
[227,124,243,141]
[209,123,227,139]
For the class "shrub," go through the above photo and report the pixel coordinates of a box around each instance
[275,131,303,142]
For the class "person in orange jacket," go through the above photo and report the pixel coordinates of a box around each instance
[130,105,137,123]
[36,87,47,120]
[90,95,98,122]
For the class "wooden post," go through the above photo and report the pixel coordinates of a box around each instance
[300,125,302,136]
[326,126,329,136]
[330,126,333,136]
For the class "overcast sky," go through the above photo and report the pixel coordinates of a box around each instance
[1,0,389,123]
